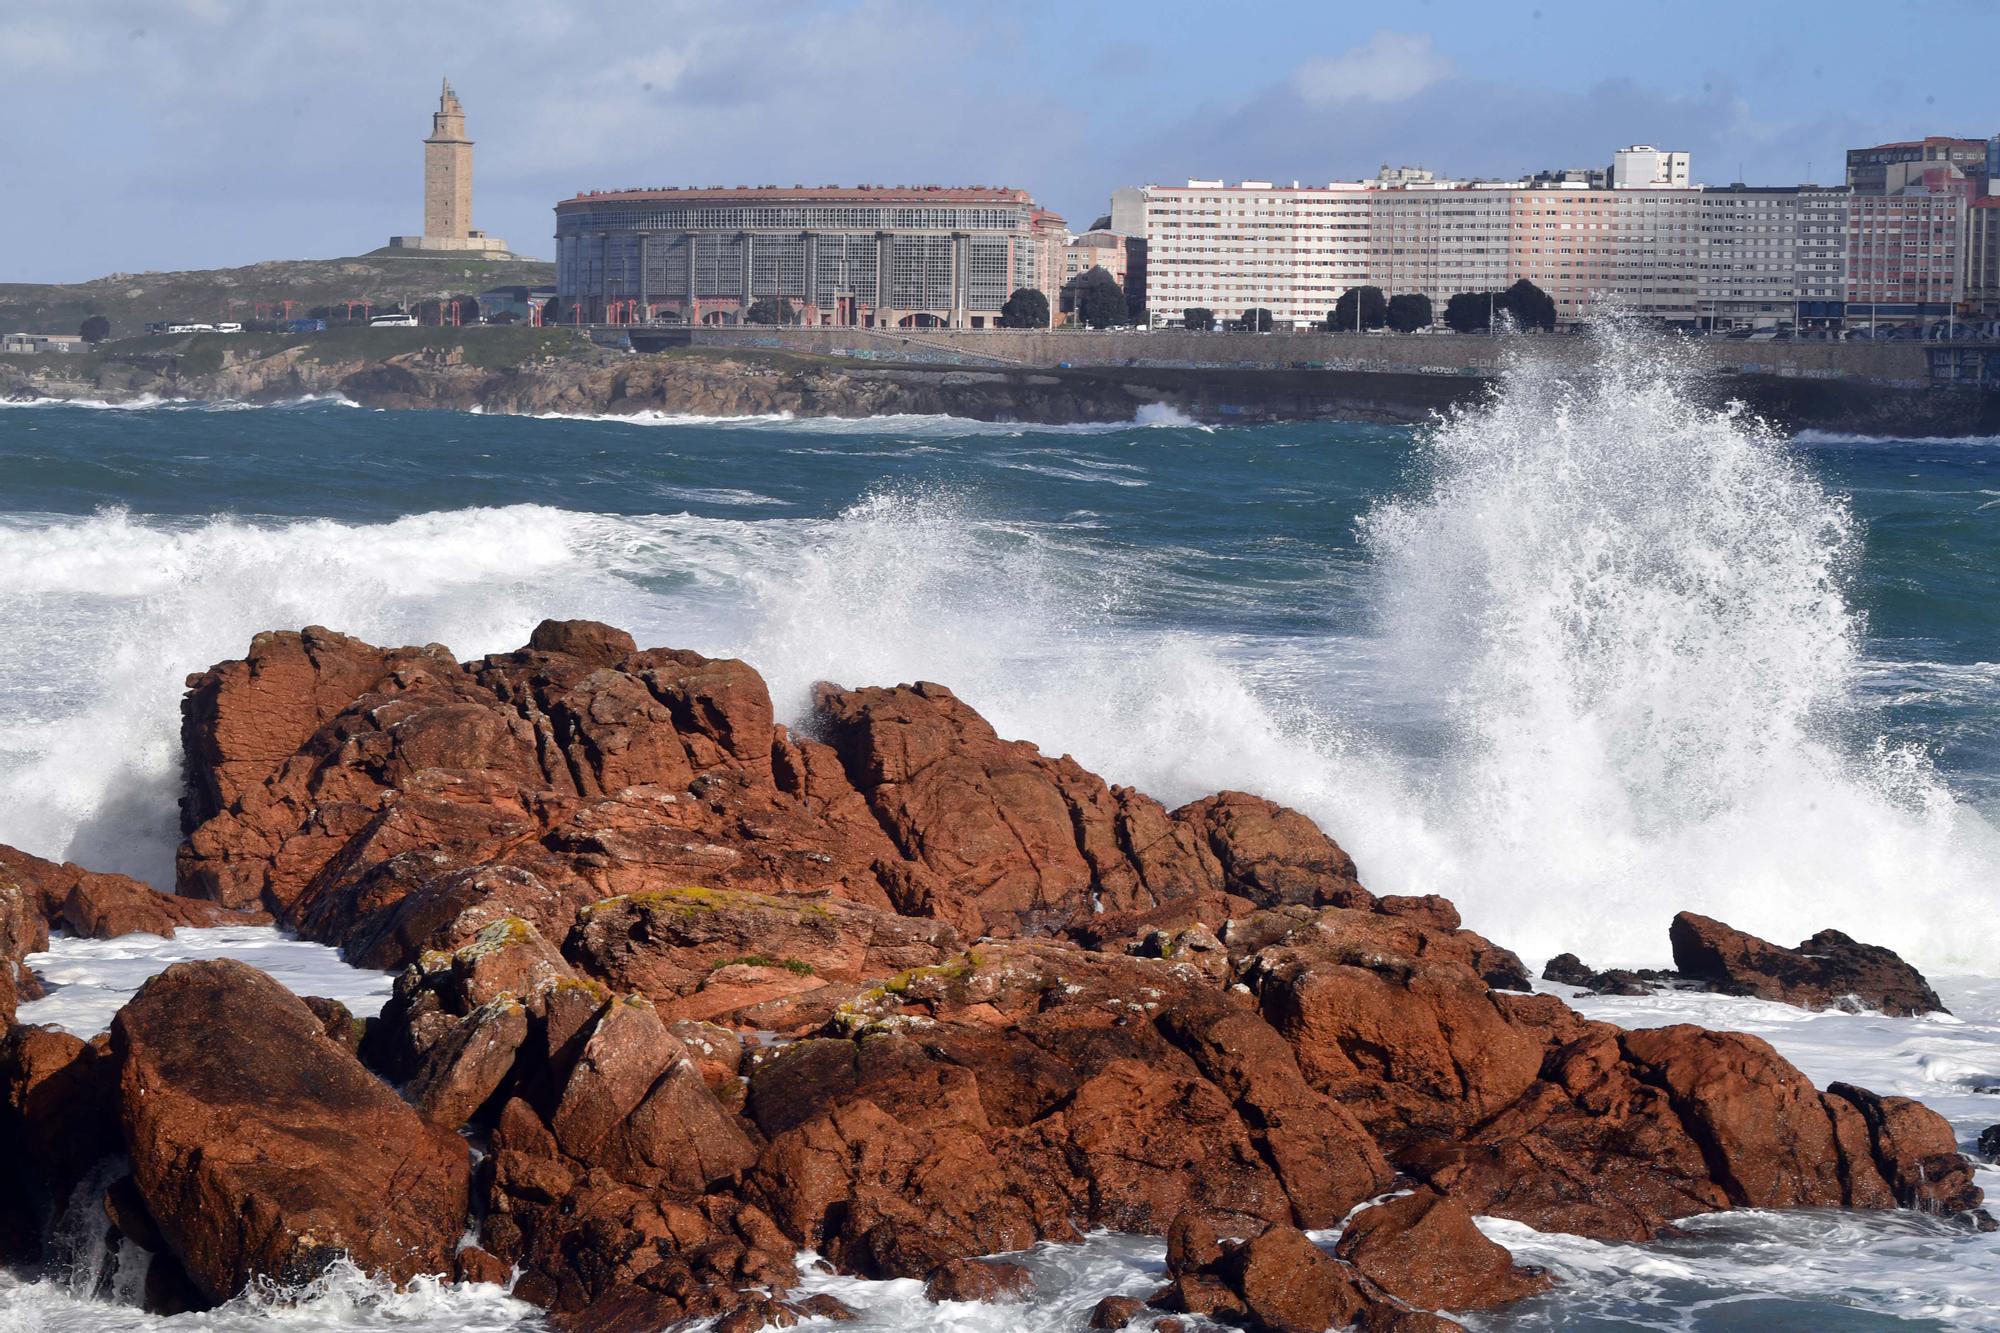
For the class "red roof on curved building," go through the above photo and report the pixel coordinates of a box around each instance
[559,185,1033,208]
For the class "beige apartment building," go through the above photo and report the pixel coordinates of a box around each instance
[1059,231,1132,286]
[1138,164,1952,331]
[1031,209,1069,320]
[1847,191,1968,324]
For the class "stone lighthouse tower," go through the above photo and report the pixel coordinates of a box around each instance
[424,78,474,240]
[388,78,510,254]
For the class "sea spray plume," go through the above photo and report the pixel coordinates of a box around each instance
[1360,315,1994,969]
[731,487,1397,832]
[738,487,1110,719]
[1370,316,1861,825]
[0,505,615,883]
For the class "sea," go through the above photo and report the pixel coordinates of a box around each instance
[2,328,1999,1328]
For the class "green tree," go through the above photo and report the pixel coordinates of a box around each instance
[1385,293,1433,333]
[1182,306,1215,331]
[745,297,798,325]
[414,293,481,325]
[1443,292,1493,333]
[1328,285,1386,332]
[1500,278,1556,331]
[1067,267,1127,329]
[78,314,111,343]
[1241,307,1274,332]
[997,286,1050,328]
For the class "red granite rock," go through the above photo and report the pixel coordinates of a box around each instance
[111,959,471,1301]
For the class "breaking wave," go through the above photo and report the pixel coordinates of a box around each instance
[1,323,1994,974]
[1346,323,2000,967]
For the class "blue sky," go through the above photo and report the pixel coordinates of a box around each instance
[2,0,1995,282]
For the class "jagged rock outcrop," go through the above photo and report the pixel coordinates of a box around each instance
[0,619,1968,1329]
[1543,913,1943,1018]
[0,1025,119,1260]
[1150,1213,1462,1331]
[1669,912,1945,1016]
[174,623,1374,964]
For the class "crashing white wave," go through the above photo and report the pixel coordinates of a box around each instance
[1795,429,2000,447]
[530,400,1206,435]
[1342,321,2000,969]
[0,1258,540,1331]
[0,393,175,411]
[0,504,637,882]
[0,393,359,412]
[19,926,395,1036]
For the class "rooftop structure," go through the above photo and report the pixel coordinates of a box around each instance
[1847,136,1989,195]
[1610,145,1692,190]
[1,332,85,354]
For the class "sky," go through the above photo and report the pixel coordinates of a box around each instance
[2,0,1996,282]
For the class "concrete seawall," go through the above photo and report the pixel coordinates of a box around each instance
[639,324,1998,434]
[672,324,1952,388]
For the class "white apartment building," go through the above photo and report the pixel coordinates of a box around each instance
[1369,183,1516,318]
[1142,179,1370,327]
[1137,160,1928,331]
[1611,145,1692,190]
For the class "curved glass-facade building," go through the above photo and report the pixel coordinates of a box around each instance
[553,185,1040,328]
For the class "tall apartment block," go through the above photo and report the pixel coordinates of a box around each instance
[1136,142,1978,333]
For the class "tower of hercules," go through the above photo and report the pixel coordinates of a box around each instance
[386,78,510,255]
[424,78,474,240]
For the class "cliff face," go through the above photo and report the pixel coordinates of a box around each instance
[3,336,1994,434]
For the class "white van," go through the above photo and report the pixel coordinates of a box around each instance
[369,314,419,328]
[214,322,243,334]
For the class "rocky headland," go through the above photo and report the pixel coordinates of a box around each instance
[7,328,1993,432]
[0,619,1984,1330]
[0,331,1274,425]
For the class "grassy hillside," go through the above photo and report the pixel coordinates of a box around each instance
[0,326,597,392]
[0,254,556,338]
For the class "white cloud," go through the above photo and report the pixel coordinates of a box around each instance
[1292,30,1452,105]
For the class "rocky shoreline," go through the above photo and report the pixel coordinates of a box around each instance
[0,336,1248,425]
[0,619,1985,1331]
[5,333,1994,432]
